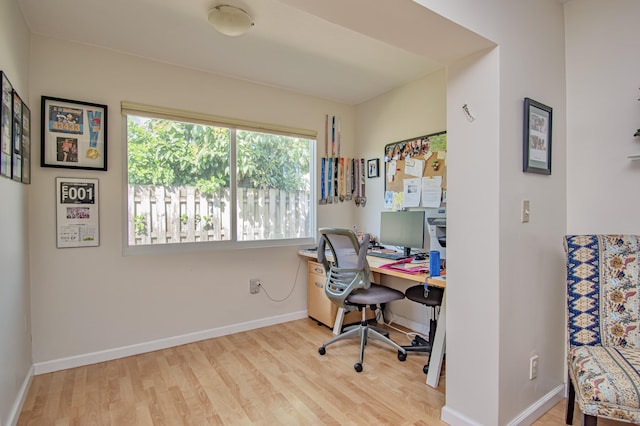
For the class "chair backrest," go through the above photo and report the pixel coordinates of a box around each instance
[317,228,372,310]
[564,234,640,348]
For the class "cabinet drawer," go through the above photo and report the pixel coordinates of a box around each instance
[306,260,375,329]
[307,269,336,327]
[308,260,325,275]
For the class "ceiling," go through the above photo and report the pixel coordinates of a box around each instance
[18,0,494,105]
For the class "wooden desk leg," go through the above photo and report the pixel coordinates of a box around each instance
[426,288,446,388]
[333,307,345,335]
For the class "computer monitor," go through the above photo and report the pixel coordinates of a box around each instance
[379,210,425,257]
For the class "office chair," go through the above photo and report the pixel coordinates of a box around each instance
[317,228,407,372]
[397,284,444,374]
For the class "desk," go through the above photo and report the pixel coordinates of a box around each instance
[298,249,446,388]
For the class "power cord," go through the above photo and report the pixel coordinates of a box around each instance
[375,308,430,345]
[257,256,304,303]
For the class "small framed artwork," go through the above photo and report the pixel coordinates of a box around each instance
[11,91,22,181]
[367,158,379,178]
[41,96,108,171]
[523,97,552,175]
[21,102,31,184]
[55,177,100,248]
[1,71,13,178]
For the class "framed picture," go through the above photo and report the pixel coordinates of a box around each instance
[41,96,108,171]
[12,91,23,182]
[523,97,552,175]
[367,158,379,178]
[55,177,100,248]
[1,71,13,179]
[21,102,31,184]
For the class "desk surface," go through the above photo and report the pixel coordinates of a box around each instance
[298,249,446,288]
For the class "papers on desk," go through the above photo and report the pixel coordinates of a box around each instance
[379,258,429,274]
[389,263,428,273]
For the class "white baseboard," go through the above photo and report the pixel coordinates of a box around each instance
[441,405,484,426]
[33,310,307,375]
[506,384,564,426]
[7,365,34,426]
[440,384,564,426]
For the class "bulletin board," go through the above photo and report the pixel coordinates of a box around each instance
[383,131,447,209]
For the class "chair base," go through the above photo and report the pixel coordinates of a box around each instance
[400,318,437,374]
[403,334,431,352]
[342,322,390,339]
[318,309,406,372]
[400,335,432,375]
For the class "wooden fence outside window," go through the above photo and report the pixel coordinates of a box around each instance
[128,185,311,245]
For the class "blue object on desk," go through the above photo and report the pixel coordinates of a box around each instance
[429,250,440,277]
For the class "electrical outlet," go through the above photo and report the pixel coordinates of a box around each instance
[250,279,260,294]
[529,355,539,380]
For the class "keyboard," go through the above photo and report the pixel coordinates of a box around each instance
[368,251,409,261]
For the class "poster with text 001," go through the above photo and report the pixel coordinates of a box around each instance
[56,178,99,248]
[59,181,96,204]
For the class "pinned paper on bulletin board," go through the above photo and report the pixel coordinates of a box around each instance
[383,131,446,208]
[404,158,424,177]
[403,178,421,207]
[421,176,443,208]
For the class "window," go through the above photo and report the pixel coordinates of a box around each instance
[123,103,315,251]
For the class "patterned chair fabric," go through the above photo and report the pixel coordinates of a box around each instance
[565,235,640,424]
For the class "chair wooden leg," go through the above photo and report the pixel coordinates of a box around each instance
[566,374,575,425]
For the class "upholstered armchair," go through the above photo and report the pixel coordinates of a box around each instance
[564,235,640,425]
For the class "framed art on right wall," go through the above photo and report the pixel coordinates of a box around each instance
[523,97,552,175]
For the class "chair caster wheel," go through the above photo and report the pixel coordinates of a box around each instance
[354,363,363,372]
[318,347,326,355]
[423,364,429,375]
[398,351,407,361]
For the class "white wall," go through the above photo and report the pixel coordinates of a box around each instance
[28,35,356,368]
[414,1,567,425]
[566,0,640,234]
[0,0,32,424]
[446,48,502,424]
[355,69,447,331]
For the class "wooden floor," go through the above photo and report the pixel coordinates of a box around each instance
[535,400,633,426]
[19,318,446,425]
[17,318,631,425]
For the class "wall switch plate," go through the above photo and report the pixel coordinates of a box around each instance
[529,354,538,380]
[521,200,530,223]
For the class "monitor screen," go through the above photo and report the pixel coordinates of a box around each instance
[379,210,425,256]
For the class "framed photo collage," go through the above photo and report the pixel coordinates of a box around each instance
[1,71,31,184]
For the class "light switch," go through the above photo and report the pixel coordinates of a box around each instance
[521,200,530,223]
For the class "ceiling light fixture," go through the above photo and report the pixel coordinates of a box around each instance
[208,5,254,37]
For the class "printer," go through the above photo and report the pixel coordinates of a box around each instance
[425,208,446,259]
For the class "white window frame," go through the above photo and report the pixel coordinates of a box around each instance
[121,102,317,255]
